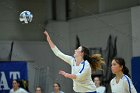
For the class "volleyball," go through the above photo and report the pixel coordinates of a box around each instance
[19,11,33,24]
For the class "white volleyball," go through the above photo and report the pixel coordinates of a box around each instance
[19,11,33,24]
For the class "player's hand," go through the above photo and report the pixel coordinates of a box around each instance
[59,70,66,76]
[44,31,50,41]
[44,31,55,48]
[59,70,69,78]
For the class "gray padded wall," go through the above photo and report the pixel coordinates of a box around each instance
[131,6,140,56]
[69,9,132,74]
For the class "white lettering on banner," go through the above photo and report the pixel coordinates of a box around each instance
[0,71,21,91]
[10,72,20,79]
[0,72,10,90]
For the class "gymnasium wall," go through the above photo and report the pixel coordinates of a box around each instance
[98,0,138,13]
[131,6,140,56]
[0,0,51,41]
[69,9,132,73]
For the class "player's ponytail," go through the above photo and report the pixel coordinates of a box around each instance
[81,46,105,72]
[89,54,105,72]
[123,65,130,77]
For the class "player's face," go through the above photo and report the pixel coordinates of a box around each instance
[53,84,60,91]
[111,60,123,74]
[74,46,84,57]
[94,77,100,86]
[12,81,19,89]
[35,87,42,93]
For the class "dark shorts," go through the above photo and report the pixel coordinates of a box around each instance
[87,92,96,93]
[78,91,96,93]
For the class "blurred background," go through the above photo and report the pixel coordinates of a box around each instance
[0,0,140,93]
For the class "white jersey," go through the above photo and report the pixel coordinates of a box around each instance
[96,86,106,93]
[9,88,28,93]
[110,75,137,93]
[51,91,64,93]
[52,46,96,92]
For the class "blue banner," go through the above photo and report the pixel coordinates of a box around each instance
[0,61,28,93]
[132,57,140,93]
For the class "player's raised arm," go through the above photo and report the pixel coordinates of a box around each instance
[44,31,73,65]
[44,31,55,48]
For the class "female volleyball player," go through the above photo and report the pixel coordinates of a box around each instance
[44,31,104,93]
[51,82,64,93]
[10,80,28,93]
[110,57,137,93]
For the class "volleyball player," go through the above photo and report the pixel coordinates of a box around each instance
[110,57,137,93]
[44,31,104,93]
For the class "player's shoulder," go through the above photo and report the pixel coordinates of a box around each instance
[100,86,106,89]
[110,77,116,84]
[60,91,64,93]
[82,60,91,68]
[19,88,28,93]
[84,60,90,65]
[10,88,14,92]
[98,86,106,89]
[121,75,132,85]
[122,75,131,81]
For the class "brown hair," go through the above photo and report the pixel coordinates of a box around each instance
[113,57,130,77]
[90,54,105,72]
[81,46,105,72]
[53,82,61,90]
